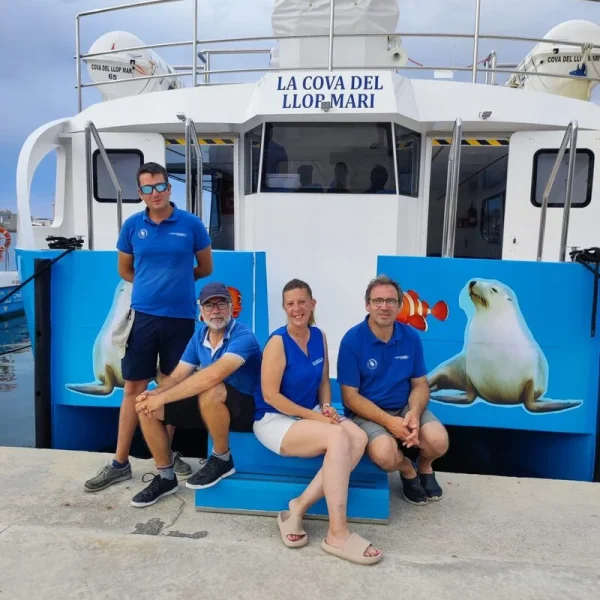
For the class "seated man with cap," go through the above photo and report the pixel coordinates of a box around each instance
[131,282,262,507]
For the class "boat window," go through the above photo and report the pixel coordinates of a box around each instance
[480,192,505,244]
[260,122,400,194]
[395,125,421,197]
[93,149,144,203]
[531,149,593,208]
[244,125,262,195]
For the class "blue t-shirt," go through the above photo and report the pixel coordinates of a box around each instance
[254,325,325,420]
[180,319,261,396]
[116,203,211,319]
[337,316,427,416]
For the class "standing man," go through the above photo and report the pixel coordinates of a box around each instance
[84,161,213,492]
[337,275,449,505]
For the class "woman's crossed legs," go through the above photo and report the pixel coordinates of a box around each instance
[278,418,382,562]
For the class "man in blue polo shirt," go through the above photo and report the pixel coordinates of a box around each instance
[337,275,449,506]
[83,161,213,493]
[130,282,262,507]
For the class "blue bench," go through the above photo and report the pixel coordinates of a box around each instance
[194,397,390,523]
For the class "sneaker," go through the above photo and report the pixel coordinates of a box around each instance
[400,474,429,505]
[172,451,192,479]
[185,454,235,489]
[84,462,132,493]
[419,472,443,500]
[131,473,179,508]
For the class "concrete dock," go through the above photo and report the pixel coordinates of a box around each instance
[1,446,599,599]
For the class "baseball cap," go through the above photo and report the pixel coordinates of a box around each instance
[198,282,231,305]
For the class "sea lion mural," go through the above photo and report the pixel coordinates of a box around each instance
[427,278,582,414]
[66,280,243,396]
[66,279,133,396]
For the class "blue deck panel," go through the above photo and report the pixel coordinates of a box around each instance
[377,255,600,481]
[195,431,390,522]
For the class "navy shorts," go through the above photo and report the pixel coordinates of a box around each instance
[121,311,195,381]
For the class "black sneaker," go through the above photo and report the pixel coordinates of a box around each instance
[185,454,235,490]
[131,473,179,508]
[400,474,429,505]
[419,472,443,500]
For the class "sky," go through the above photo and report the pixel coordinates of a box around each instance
[1,0,599,218]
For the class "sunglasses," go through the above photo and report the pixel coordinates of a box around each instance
[139,182,169,194]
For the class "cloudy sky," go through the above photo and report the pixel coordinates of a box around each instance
[2,0,599,218]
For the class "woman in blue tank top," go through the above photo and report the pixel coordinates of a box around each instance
[253,279,382,565]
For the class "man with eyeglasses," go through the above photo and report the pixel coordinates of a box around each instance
[337,275,449,506]
[84,161,213,493]
[129,282,261,506]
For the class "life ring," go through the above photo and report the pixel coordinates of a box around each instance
[0,227,11,249]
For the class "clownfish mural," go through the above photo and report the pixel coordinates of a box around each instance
[227,286,242,318]
[396,290,449,332]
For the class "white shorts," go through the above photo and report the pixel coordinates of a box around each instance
[253,406,321,455]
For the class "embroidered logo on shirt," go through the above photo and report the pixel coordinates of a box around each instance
[367,358,378,370]
[138,229,148,239]
[394,355,409,360]
[312,357,324,366]
[169,232,187,237]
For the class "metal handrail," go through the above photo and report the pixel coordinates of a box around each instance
[472,0,482,83]
[328,0,336,72]
[177,114,204,220]
[536,120,579,262]
[84,121,123,250]
[74,0,600,109]
[441,118,463,258]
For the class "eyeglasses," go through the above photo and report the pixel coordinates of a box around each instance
[370,297,399,307]
[139,182,169,195]
[200,300,230,311]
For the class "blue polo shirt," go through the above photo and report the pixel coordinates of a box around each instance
[116,203,211,319]
[337,316,427,416]
[179,319,261,396]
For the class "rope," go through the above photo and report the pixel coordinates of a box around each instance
[570,247,600,337]
[0,240,81,307]
[0,344,31,357]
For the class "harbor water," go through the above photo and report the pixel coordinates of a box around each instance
[0,231,35,448]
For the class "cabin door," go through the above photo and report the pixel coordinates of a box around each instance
[426,137,510,259]
[503,130,600,262]
[164,135,236,250]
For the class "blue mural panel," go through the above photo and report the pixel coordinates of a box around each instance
[16,248,269,450]
[377,256,600,436]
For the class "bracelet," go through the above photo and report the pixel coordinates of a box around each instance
[321,404,331,410]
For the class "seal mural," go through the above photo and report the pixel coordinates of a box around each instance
[427,278,582,413]
[66,280,139,396]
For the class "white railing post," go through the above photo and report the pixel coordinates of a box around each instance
[536,120,578,262]
[441,118,463,257]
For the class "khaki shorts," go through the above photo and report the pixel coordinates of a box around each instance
[352,405,440,443]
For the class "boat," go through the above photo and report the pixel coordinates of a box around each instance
[0,225,24,320]
[11,0,600,483]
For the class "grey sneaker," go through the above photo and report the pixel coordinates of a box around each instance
[84,462,132,492]
[172,451,192,479]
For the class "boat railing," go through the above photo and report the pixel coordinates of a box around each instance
[84,120,123,250]
[441,118,463,258]
[176,112,204,220]
[75,0,600,112]
[536,120,579,262]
